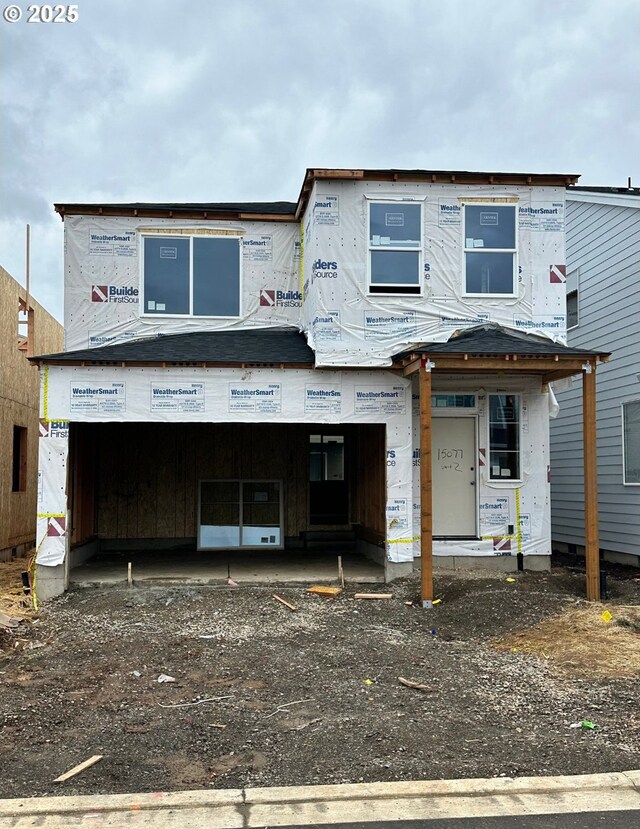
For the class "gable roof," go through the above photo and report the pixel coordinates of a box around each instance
[393,324,609,360]
[32,328,315,366]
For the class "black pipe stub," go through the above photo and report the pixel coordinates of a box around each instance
[600,567,608,600]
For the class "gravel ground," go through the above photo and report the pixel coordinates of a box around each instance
[1,563,639,799]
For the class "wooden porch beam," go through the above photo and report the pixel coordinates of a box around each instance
[419,360,433,607]
[402,358,422,377]
[411,357,589,372]
[583,364,600,601]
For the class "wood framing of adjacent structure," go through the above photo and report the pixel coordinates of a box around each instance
[0,266,63,560]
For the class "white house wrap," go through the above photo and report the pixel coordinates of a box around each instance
[35,168,599,595]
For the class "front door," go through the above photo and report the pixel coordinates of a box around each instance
[432,417,477,537]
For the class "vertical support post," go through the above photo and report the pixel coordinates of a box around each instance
[419,359,433,607]
[583,363,600,601]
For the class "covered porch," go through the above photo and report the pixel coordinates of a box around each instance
[394,325,610,605]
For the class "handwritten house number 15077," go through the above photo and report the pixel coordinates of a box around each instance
[438,447,464,472]
[438,448,463,459]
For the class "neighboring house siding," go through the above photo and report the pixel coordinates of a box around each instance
[550,197,640,557]
[0,266,64,560]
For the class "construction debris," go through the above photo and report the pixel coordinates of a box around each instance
[0,555,36,623]
[0,611,20,630]
[272,594,297,612]
[54,755,103,783]
[306,585,342,597]
[398,676,433,693]
[354,593,393,600]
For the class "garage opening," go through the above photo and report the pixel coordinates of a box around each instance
[67,421,387,586]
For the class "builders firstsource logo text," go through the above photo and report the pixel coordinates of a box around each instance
[259,289,302,308]
[91,285,139,303]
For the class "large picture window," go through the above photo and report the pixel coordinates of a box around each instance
[489,394,520,480]
[143,234,241,317]
[368,201,422,295]
[464,204,517,295]
[623,401,640,485]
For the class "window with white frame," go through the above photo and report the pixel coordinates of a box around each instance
[623,401,640,484]
[142,234,241,317]
[464,204,517,295]
[489,394,520,479]
[368,201,422,294]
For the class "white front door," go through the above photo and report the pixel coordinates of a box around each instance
[432,417,477,536]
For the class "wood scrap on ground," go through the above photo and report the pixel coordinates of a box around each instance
[54,755,103,783]
[272,594,297,611]
[354,593,393,600]
[398,676,434,693]
[306,585,342,597]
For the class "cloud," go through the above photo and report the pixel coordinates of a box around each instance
[1,0,638,322]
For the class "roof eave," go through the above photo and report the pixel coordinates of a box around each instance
[53,204,297,223]
[295,168,581,218]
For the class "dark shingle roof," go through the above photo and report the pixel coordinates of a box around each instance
[567,185,640,197]
[393,324,609,359]
[34,328,314,365]
[54,201,297,219]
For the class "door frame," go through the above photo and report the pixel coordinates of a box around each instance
[431,411,479,538]
[308,428,351,527]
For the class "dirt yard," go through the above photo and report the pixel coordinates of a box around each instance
[1,562,639,799]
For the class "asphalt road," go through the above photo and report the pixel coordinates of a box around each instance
[280,812,640,829]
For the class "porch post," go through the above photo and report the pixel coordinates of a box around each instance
[419,359,433,607]
[583,362,600,601]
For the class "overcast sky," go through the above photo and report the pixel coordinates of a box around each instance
[1,0,638,322]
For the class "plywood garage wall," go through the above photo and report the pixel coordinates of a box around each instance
[71,422,385,544]
[0,266,64,559]
[353,424,386,542]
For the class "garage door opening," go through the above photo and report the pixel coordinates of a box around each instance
[66,421,388,586]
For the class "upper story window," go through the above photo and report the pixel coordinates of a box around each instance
[368,201,422,295]
[463,204,517,296]
[142,234,241,317]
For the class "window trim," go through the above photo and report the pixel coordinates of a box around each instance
[622,399,640,486]
[140,230,243,319]
[366,199,423,296]
[487,393,522,482]
[462,202,518,298]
